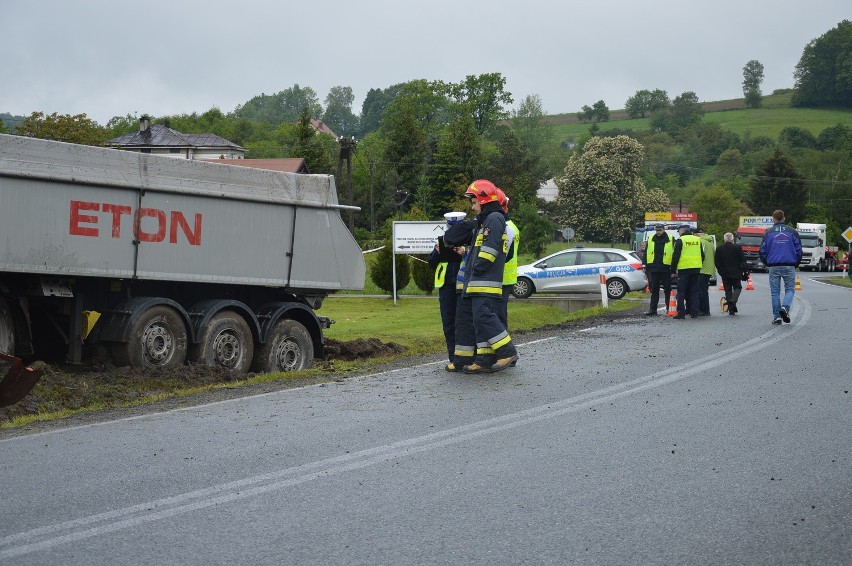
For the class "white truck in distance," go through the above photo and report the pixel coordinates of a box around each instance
[796,223,836,271]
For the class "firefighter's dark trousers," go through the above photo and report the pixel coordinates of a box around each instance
[438,284,458,362]
[454,295,476,368]
[471,295,517,365]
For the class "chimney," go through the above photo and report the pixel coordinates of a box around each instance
[139,115,151,132]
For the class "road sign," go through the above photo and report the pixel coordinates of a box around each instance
[842,226,852,244]
[392,221,446,254]
[561,227,575,241]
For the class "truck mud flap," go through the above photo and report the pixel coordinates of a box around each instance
[0,352,44,408]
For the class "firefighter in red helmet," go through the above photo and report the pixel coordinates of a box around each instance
[453,180,519,373]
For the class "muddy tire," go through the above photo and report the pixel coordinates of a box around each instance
[112,306,188,369]
[188,311,253,374]
[251,319,313,374]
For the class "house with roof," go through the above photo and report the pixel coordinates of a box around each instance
[106,116,245,160]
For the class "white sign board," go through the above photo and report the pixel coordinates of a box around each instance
[390,221,447,304]
[392,221,446,254]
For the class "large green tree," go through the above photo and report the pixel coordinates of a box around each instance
[689,185,751,236]
[16,112,107,145]
[793,20,852,108]
[650,91,704,135]
[292,106,334,174]
[322,85,359,137]
[749,148,808,223]
[625,89,669,118]
[446,73,513,134]
[233,84,323,125]
[554,136,669,243]
[358,83,404,138]
[742,59,765,108]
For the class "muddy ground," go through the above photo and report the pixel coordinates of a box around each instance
[0,309,641,436]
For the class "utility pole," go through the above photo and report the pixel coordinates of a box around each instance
[337,136,356,232]
[368,157,375,233]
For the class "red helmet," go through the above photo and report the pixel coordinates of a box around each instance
[496,189,509,212]
[465,179,501,205]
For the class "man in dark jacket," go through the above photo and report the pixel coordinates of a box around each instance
[714,232,745,315]
[428,212,468,371]
[643,225,673,315]
[759,209,802,324]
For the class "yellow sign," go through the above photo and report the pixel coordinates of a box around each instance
[645,212,671,221]
[842,227,852,244]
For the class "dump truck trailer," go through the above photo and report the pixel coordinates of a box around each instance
[0,134,365,392]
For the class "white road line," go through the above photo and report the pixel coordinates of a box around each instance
[0,298,812,558]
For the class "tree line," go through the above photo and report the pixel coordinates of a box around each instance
[1,20,849,251]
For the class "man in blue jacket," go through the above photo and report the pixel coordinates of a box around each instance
[759,209,803,325]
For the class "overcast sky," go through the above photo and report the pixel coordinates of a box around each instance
[1,0,848,126]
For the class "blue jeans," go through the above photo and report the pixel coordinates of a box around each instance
[768,266,796,318]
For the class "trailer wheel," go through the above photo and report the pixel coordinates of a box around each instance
[112,306,187,369]
[251,319,313,374]
[0,299,15,355]
[189,311,253,374]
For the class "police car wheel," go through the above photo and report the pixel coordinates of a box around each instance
[512,278,534,299]
[606,278,627,300]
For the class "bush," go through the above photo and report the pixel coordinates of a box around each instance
[411,254,435,293]
[370,244,410,293]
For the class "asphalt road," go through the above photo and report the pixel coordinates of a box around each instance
[1,273,850,565]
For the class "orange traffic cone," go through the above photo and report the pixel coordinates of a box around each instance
[795,276,802,291]
[746,276,754,291]
[718,280,725,291]
[665,294,678,317]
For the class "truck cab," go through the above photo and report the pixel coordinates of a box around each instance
[796,223,830,271]
[735,226,769,272]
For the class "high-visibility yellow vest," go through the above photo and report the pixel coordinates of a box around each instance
[503,220,519,285]
[434,261,448,287]
[676,234,703,269]
[646,235,674,265]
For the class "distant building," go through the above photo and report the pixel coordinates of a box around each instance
[106,116,245,160]
[310,118,338,138]
[538,178,558,202]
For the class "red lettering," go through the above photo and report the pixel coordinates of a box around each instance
[102,204,131,238]
[135,208,167,243]
[170,211,202,246]
[70,201,99,237]
[69,200,203,246]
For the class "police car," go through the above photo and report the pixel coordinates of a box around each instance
[512,247,647,300]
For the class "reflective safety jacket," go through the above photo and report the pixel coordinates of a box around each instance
[503,220,519,286]
[673,234,703,270]
[645,233,673,266]
[464,210,508,297]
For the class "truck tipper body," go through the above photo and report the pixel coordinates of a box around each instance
[796,223,837,271]
[0,134,365,395]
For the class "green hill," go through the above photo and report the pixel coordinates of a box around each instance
[548,93,852,142]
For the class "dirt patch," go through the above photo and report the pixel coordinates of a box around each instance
[0,337,407,426]
[324,338,406,361]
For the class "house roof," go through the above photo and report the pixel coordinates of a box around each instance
[310,118,338,138]
[208,158,310,174]
[106,124,244,150]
